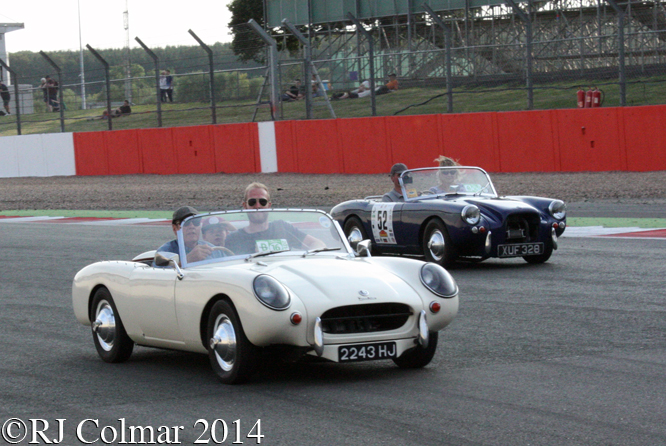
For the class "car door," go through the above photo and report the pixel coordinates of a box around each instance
[128,266,184,347]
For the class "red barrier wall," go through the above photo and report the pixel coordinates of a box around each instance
[71,104,666,176]
[138,128,177,175]
[621,106,666,171]
[385,115,441,169]
[172,126,216,174]
[438,113,499,171]
[337,117,390,174]
[496,110,559,172]
[556,108,626,172]
[274,119,344,174]
[274,121,298,173]
[74,132,108,176]
[211,123,261,174]
[105,129,142,175]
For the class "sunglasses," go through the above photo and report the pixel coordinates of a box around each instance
[182,219,201,227]
[440,170,456,176]
[247,198,269,207]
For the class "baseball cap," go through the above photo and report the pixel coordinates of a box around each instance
[389,163,408,175]
[172,206,198,224]
[201,216,235,232]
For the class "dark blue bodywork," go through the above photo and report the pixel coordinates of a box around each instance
[330,168,566,264]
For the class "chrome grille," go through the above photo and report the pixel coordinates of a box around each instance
[320,303,412,334]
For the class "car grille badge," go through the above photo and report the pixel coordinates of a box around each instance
[358,290,376,300]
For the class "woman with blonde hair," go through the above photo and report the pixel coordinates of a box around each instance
[430,155,461,194]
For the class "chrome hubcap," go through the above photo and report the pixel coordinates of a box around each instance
[210,315,237,372]
[427,230,445,261]
[93,300,116,352]
[347,226,363,245]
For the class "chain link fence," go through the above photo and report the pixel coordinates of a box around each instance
[1,1,665,135]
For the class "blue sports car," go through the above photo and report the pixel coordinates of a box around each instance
[330,166,567,266]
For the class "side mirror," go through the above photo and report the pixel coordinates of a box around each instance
[154,251,179,267]
[154,252,184,280]
[355,240,372,257]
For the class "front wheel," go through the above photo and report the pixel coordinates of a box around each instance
[207,300,259,384]
[90,287,134,363]
[523,241,554,264]
[392,332,438,369]
[343,216,369,249]
[422,219,457,267]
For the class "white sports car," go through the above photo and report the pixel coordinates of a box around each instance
[72,209,459,384]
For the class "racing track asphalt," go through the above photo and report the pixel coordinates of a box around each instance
[1,216,665,445]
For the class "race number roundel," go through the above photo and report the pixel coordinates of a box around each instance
[371,203,397,244]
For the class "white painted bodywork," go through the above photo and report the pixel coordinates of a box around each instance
[73,209,459,363]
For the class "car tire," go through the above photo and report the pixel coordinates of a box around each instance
[207,300,259,384]
[523,240,554,264]
[392,331,438,369]
[343,216,369,248]
[422,219,456,267]
[90,287,134,363]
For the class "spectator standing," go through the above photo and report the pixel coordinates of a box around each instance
[0,81,10,115]
[39,78,50,111]
[165,70,174,102]
[159,70,168,102]
[46,76,60,111]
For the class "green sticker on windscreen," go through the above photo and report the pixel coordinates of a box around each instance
[256,239,289,253]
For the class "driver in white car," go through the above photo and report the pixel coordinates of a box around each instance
[154,206,222,265]
[224,182,325,254]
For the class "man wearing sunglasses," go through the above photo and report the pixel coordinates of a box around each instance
[154,206,220,265]
[382,163,408,202]
[225,182,325,254]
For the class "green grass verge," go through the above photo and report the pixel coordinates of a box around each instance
[567,217,666,228]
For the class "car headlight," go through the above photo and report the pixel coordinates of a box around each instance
[461,205,480,225]
[253,275,291,310]
[548,200,566,220]
[420,263,458,298]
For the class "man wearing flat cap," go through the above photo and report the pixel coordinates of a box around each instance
[382,163,408,202]
[154,206,221,265]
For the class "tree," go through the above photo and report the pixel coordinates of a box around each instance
[228,0,265,63]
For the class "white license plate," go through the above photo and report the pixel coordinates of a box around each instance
[498,242,544,257]
[338,342,397,362]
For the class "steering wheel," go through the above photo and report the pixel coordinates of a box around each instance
[212,246,235,256]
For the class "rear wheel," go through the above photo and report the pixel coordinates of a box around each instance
[343,216,368,249]
[393,332,438,369]
[523,241,554,264]
[90,287,134,363]
[422,219,457,267]
[207,300,259,384]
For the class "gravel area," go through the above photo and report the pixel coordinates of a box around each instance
[1,171,666,215]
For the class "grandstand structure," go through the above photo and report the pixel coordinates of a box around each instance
[266,0,666,91]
